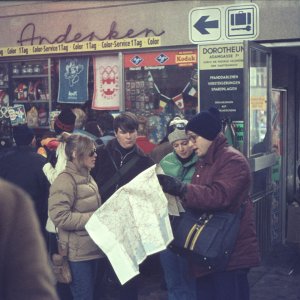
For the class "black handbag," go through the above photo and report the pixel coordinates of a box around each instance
[169,206,244,272]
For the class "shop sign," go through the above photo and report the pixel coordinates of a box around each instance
[189,3,259,44]
[199,43,244,121]
[0,37,161,58]
[124,50,197,68]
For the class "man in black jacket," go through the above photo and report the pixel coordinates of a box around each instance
[91,112,154,300]
[0,124,49,240]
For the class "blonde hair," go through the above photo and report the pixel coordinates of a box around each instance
[72,108,87,129]
[65,134,95,167]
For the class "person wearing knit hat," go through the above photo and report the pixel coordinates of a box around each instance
[167,128,188,145]
[54,108,76,135]
[159,124,198,300]
[13,124,35,146]
[157,107,260,300]
[185,107,222,141]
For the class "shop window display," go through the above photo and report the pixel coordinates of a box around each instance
[10,59,56,129]
[124,49,198,143]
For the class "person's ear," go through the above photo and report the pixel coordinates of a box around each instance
[72,151,76,159]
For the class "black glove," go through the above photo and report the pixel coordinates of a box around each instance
[47,149,57,167]
[157,174,187,198]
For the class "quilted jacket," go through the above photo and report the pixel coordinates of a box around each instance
[49,161,104,262]
[184,133,261,276]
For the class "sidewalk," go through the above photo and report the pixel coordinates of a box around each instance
[104,243,300,300]
[249,243,300,300]
[139,243,300,300]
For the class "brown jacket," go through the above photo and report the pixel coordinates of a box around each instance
[49,161,104,262]
[184,133,261,276]
[0,179,58,300]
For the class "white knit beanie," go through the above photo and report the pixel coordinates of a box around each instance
[168,128,188,144]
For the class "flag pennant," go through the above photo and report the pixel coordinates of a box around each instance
[188,86,197,97]
[172,93,184,110]
[183,82,197,98]
[159,94,171,109]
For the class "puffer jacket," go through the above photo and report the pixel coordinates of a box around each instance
[184,133,260,276]
[159,151,198,183]
[49,161,104,262]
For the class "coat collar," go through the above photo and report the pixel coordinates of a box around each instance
[66,160,90,178]
[202,133,228,165]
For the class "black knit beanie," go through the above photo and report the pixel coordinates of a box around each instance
[54,108,76,134]
[185,107,221,141]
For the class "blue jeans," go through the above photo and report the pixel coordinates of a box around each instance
[196,268,250,300]
[69,259,101,300]
[160,249,197,300]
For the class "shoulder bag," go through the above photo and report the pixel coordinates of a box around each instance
[169,204,245,272]
[99,150,140,200]
[51,233,72,284]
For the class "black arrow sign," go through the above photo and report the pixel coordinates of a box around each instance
[194,16,219,34]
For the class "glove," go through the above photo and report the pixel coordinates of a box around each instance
[157,174,187,198]
[47,150,57,167]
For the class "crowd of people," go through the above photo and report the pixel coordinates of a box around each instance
[0,106,260,300]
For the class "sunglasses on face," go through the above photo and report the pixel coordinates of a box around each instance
[88,149,97,157]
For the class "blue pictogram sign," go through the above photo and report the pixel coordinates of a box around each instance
[131,55,143,66]
[155,53,169,64]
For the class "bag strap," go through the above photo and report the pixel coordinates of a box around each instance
[99,151,140,197]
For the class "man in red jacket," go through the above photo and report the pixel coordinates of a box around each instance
[158,107,260,300]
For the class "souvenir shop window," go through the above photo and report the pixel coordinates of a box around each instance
[10,59,56,129]
[124,50,198,143]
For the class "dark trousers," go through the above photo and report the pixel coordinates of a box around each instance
[93,258,138,300]
[119,276,138,300]
[196,268,250,300]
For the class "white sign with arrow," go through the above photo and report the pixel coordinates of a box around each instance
[189,3,259,44]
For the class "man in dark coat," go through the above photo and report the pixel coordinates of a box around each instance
[157,107,260,300]
[91,112,154,300]
[0,124,49,239]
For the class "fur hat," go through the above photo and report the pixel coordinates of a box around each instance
[13,124,34,146]
[186,107,221,141]
[54,108,76,134]
[168,128,188,144]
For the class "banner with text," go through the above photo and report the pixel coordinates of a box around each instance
[199,43,244,120]
[0,37,161,58]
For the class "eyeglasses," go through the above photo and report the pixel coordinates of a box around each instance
[188,134,199,143]
[88,149,97,157]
